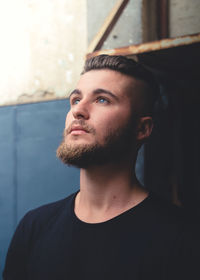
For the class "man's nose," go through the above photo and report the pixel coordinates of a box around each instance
[71,100,89,120]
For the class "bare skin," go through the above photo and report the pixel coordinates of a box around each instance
[75,165,148,223]
[66,69,153,223]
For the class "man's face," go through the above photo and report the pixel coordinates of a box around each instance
[57,69,141,168]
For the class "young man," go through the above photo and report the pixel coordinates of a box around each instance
[3,55,199,280]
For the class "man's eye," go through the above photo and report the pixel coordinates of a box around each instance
[97,97,109,104]
[71,98,80,105]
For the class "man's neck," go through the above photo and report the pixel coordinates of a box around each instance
[74,162,148,223]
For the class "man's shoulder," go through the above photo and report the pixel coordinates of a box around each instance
[19,192,77,232]
[28,192,76,215]
[145,192,184,226]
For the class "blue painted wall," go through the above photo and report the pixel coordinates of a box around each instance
[0,99,80,278]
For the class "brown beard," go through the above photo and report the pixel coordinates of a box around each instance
[56,117,137,169]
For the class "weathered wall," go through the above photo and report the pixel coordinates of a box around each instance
[87,0,200,48]
[1,0,199,107]
[142,0,200,41]
[0,0,87,106]
[169,0,200,37]
[87,0,143,49]
[1,0,200,106]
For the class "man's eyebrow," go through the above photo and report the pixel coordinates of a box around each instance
[69,89,81,99]
[93,88,119,101]
[69,88,119,101]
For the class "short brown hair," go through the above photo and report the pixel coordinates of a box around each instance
[82,55,159,116]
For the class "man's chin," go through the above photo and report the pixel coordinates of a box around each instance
[64,136,94,148]
[57,121,136,168]
[56,141,99,168]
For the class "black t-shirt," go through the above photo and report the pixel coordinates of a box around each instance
[3,192,200,280]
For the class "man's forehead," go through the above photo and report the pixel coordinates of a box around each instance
[76,69,144,95]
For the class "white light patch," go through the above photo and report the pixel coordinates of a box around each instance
[65,14,74,24]
[68,53,74,62]
[34,79,40,86]
[58,59,64,66]
[0,0,30,103]
[66,70,72,83]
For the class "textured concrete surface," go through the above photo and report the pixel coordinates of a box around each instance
[169,0,200,37]
[1,0,199,106]
[87,0,143,49]
[0,0,87,106]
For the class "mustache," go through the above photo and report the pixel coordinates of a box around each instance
[65,120,96,135]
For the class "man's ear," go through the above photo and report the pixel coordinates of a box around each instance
[136,116,153,141]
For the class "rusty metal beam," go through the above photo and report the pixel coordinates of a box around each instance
[87,0,129,53]
[86,33,200,59]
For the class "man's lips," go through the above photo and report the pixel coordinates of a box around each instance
[69,126,88,135]
[65,121,95,136]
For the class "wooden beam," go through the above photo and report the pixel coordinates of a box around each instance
[156,0,169,39]
[87,0,129,54]
[86,33,200,58]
